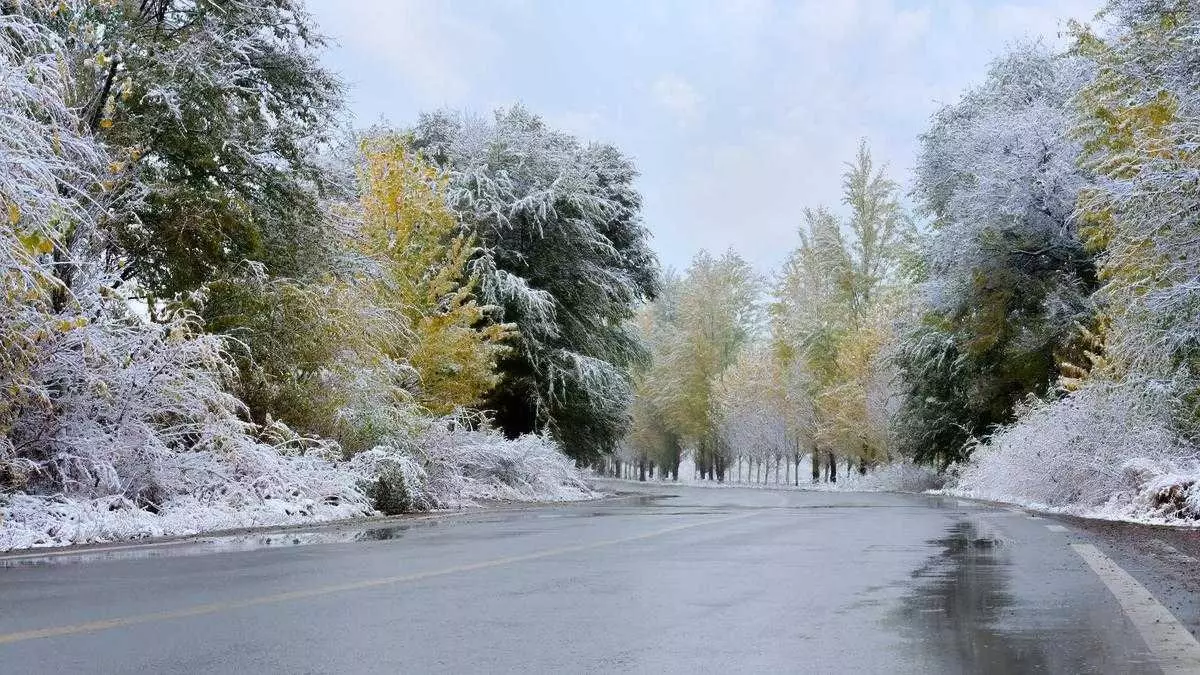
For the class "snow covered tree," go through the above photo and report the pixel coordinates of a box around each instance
[1070,0,1200,446]
[51,0,347,299]
[0,5,366,521]
[625,273,685,480]
[894,43,1096,468]
[408,107,659,462]
[714,345,790,483]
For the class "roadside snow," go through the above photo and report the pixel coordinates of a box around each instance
[0,429,599,552]
[941,384,1200,526]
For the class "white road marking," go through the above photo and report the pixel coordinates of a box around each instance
[1072,543,1200,675]
[1027,516,1044,521]
[1045,524,1068,533]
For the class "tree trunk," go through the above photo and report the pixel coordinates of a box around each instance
[828,451,837,483]
[812,449,820,483]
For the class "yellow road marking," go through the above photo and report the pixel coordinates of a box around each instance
[0,511,757,646]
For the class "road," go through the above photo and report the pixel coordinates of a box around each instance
[2,481,1200,674]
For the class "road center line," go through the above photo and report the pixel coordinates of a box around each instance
[1071,543,1200,675]
[0,511,758,646]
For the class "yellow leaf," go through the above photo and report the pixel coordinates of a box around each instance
[99,118,113,129]
[6,202,18,225]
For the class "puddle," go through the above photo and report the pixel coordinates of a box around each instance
[891,520,1050,673]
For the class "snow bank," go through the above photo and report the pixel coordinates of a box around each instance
[1,427,597,551]
[946,383,1200,525]
[351,424,597,513]
[824,461,945,493]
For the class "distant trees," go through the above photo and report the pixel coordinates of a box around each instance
[626,252,759,481]
[771,143,911,482]
[624,143,910,485]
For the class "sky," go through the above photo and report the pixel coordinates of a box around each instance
[306,0,1101,272]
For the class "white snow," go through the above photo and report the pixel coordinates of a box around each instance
[1,427,599,551]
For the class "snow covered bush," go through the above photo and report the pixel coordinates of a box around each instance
[951,381,1200,521]
[350,414,596,513]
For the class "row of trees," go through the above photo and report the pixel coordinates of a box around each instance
[620,142,911,484]
[623,0,1200,518]
[1,0,655,529]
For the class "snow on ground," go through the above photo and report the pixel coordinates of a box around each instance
[940,467,1200,527]
[0,430,599,552]
[937,385,1200,526]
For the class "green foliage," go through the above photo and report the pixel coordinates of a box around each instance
[356,135,514,415]
[627,252,760,479]
[203,135,514,453]
[364,464,415,515]
[410,107,659,463]
[62,0,347,298]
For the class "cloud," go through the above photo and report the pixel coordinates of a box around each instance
[651,74,703,127]
[307,0,1105,272]
[310,0,501,109]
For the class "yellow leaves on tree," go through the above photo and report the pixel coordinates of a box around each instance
[357,135,514,415]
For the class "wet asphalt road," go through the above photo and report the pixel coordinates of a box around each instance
[1,481,1198,674]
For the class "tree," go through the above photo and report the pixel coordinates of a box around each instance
[714,345,789,483]
[1072,0,1200,440]
[355,135,513,416]
[625,273,684,480]
[624,253,760,482]
[204,135,515,451]
[773,142,910,480]
[895,43,1096,468]
[409,107,659,462]
[54,0,347,299]
[0,5,351,512]
[663,251,760,480]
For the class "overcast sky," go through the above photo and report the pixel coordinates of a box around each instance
[306,0,1101,272]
